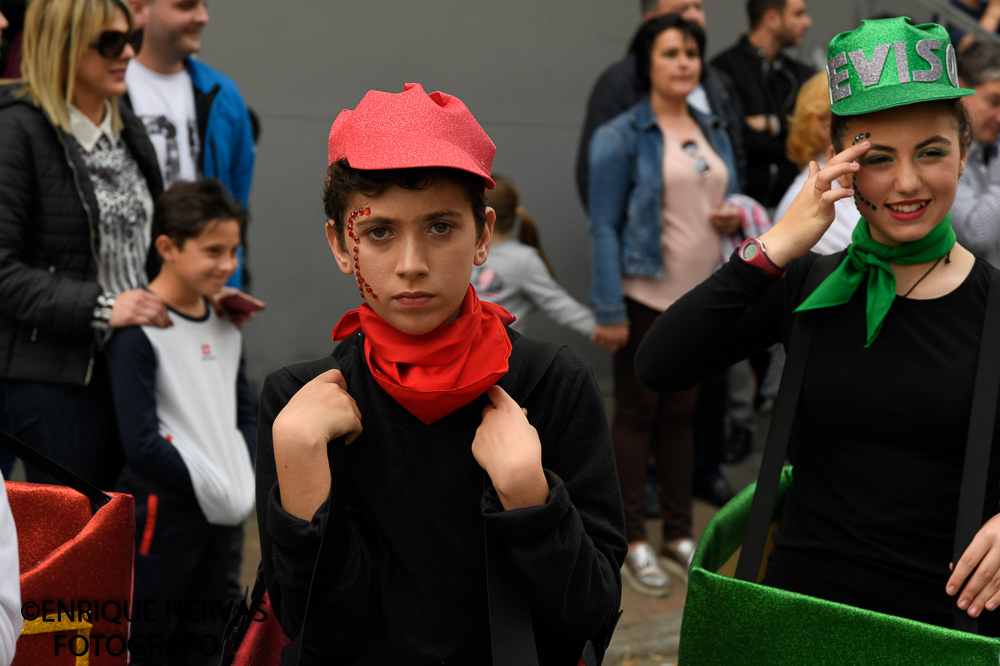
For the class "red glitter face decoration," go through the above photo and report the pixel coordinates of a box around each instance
[347,207,378,300]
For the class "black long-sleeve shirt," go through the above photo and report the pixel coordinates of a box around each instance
[637,252,1000,632]
[710,37,813,208]
[256,330,627,663]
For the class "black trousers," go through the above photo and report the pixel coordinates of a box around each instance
[118,466,233,666]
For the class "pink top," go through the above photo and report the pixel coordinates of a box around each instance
[623,126,728,313]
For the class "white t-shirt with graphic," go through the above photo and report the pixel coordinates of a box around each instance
[125,60,200,188]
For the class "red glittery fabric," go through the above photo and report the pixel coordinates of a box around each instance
[331,284,515,424]
[8,482,134,665]
[327,82,496,189]
[230,591,288,665]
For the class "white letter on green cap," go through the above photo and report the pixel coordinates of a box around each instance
[914,39,943,82]
[893,41,910,83]
[848,43,891,87]
[828,51,850,102]
[946,43,959,86]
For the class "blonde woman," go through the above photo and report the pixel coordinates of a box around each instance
[0,0,165,487]
[774,71,860,254]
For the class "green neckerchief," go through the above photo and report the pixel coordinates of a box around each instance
[794,212,956,347]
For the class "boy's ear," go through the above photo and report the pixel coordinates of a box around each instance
[474,207,496,267]
[154,234,178,262]
[326,222,354,276]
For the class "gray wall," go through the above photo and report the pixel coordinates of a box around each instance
[196,0,940,389]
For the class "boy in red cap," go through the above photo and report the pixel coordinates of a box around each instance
[255,83,626,663]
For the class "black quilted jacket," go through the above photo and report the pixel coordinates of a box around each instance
[0,85,162,386]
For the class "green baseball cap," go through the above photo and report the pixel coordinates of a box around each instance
[827,16,974,116]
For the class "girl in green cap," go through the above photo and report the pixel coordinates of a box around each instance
[634,16,1000,634]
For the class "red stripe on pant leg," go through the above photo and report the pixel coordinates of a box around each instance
[139,493,158,557]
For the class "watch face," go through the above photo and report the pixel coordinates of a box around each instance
[741,241,759,261]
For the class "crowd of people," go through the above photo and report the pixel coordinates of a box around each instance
[2,0,1000,663]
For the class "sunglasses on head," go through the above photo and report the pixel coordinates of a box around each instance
[90,29,143,59]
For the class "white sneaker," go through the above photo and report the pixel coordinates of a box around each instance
[661,538,698,583]
[622,543,672,598]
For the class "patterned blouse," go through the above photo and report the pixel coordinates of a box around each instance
[68,103,154,329]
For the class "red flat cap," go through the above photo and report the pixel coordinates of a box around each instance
[328,82,495,189]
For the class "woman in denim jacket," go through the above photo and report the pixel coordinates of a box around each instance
[587,14,739,598]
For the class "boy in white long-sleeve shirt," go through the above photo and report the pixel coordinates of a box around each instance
[105,180,256,665]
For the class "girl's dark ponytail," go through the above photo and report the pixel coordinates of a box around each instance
[516,206,555,277]
[488,173,555,276]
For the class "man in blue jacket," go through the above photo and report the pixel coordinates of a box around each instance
[126,0,255,289]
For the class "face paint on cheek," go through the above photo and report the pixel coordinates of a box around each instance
[347,207,378,300]
[851,132,877,211]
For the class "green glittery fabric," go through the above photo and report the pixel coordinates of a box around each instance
[679,467,1000,665]
[827,17,974,117]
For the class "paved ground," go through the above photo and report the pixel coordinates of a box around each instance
[602,449,763,666]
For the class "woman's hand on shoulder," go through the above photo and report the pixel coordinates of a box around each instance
[592,322,629,353]
[759,141,870,267]
[272,369,362,520]
[109,289,171,329]
[473,385,548,510]
[947,512,1000,618]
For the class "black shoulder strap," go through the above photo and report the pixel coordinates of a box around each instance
[497,337,564,403]
[285,352,345,665]
[285,352,341,385]
[0,429,111,514]
[951,267,1000,633]
[735,253,840,582]
[219,351,345,666]
[487,337,562,666]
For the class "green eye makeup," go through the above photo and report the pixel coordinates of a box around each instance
[852,132,876,210]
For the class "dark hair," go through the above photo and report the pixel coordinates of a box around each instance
[747,0,786,30]
[152,179,247,249]
[323,159,488,250]
[487,174,555,276]
[829,99,972,153]
[957,40,1000,87]
[631,14,705,90]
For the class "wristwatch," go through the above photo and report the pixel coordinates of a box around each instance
[738,237,787,279]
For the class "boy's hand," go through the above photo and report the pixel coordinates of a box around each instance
[109,289,171,328]
[272,369,362,520]
[472,385,549,511]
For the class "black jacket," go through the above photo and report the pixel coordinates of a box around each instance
[575,52,746,208]
[256,330,627,664]
[710,36,815,208]
[0,85,162,385]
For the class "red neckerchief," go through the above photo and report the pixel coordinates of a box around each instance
[331,285,515,424]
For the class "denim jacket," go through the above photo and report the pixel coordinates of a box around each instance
[587,96,739,324]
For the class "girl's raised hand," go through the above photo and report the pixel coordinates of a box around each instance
[759,140,871,267]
